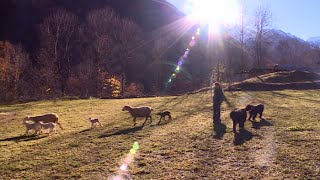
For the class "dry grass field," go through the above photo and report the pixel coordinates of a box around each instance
[0,90,319,179]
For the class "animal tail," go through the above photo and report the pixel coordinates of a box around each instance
[56,122,63,130]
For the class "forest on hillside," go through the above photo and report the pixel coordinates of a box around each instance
[0,1,320,102]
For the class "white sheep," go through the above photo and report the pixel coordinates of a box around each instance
[22,119,42,136]
[38,121,56,135]
[122,105,153,126]
[23,113,63,130]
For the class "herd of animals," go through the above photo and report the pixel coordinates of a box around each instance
[22,105,172,136]
[22,103,263,136]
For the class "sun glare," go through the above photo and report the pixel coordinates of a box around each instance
[187,0,240,27]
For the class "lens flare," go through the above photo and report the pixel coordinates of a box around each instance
[120,164,128,171]
[133,142,139,150]
[108,142,140,180]
[189,40,196,47]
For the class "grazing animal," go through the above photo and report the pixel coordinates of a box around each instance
[156,111,172,124]
[88,117,103,129]
[245,104,264,121]
[122,105,153,126]
[23,113,63,130]
[23,119,42,136]
[38,121,56,135]
[230,108,247,133]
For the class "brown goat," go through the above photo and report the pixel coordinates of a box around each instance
[24,113,63,130]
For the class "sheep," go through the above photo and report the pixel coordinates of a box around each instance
[230,108,247,133]
[122,105,153,126]
[245,104,264,121]
[156,111,172,124]
[88,117,103,129]
[38,121,56,135]
[23,113,63,130]
[23,119,42,136]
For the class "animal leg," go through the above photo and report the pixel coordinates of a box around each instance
[239,121,245,129]
[132,117,137,127]
[233,122,237,133]
[248,114,252,121]
[142,117,148,126]
[36,129,41,135]
[259,111,263,119]
[168,114,172,120]
[158,116,163,124]
[149,116,152,123]
[24,129,29,136]
[252,114,257,121]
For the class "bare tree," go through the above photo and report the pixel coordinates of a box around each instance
[234,1,250,71]
[252,5,272,68]
[11,44,30,99]
[38,8,78,96]
[112,18,144,96]
[84,7,144,96]
[0,41,30,100]
[84,7,116,96]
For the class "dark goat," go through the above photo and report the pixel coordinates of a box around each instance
[156,111,172,124]
[230,108,247,133]
[245,104,264,121]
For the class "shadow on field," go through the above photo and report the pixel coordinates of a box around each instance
[78,128,92,133]
[0,135,46,142]
[213,119,227,140]
[99,126,144,138]
[251,118,273,129]
[233,129,253,146]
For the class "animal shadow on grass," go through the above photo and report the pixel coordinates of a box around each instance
[152,117,173,127]
[99,126,144,138]
[233,128,253,146]
[251,118,273,129]
[0,135,46,142]
[78,129,92,133]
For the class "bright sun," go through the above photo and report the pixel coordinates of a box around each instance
[187,0,240,27]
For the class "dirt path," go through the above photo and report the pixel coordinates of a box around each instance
[251,125,281,179]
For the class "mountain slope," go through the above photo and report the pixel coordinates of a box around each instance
[307,36,320,46]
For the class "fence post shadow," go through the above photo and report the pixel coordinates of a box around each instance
[213,117,226,140]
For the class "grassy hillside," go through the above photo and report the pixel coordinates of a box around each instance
[228,71,320,91]
[0,90,319,179]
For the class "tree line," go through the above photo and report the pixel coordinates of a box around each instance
[1,5,319,102]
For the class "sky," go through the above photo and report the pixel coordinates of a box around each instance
[167,0,320,40]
